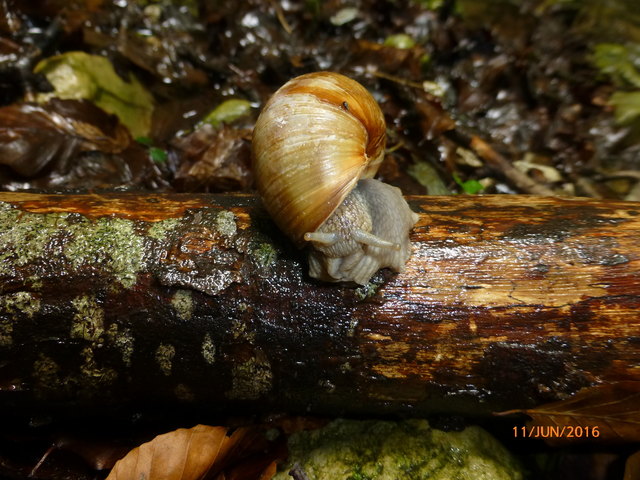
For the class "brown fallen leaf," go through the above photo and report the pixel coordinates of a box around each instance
[106,425,228,480]
[498,381,640,445]
[0,98,131,176]
[0,98,166,190]
[107,425,279,480]
[173,124,253,192]
[206,427,285,480]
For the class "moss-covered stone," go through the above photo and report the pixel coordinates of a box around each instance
[274,419,523,480]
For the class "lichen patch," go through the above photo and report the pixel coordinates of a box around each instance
[106,323,135,366]
[201,333,216,365]
[0,320,13,347]
[0,291,42,347]
[0,204,147,288]
[231,318,256,343]
[226,352,273,400]
[0,291,41,318]
[79,347,117,385]
[147,218,181,240]
[70,296,105,343]
[0,204,70,275]
[171,289,194,321]
[64,216,145,289]
[250,241,277,269]
[32,353,62,392]
[215,210,237,238]
[156,343,176,376]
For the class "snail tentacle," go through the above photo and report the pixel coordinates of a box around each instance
[304,231,339,245]
[352,230,400,250]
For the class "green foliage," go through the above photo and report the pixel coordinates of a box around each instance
[34,52,154,138]
[149,147,168,164]
[536,1,640,128]
[453,172,485,194]
[200,99,252,128]
[383,34,416,49]
[591,43,640,125]
[592,43,640,88]
[136,137,168,164]
[608,91,640,124]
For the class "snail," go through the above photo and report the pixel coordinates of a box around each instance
[252,72,418,285]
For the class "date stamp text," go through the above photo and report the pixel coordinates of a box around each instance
[513,425,600,439]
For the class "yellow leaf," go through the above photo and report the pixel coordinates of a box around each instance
[34,51,154,138]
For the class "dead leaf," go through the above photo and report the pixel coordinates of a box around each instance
[106,425,229,480]
[498,381,640,445]
[0,98,130,176]
[173,124,253,192]
[107,425,280,480]
[205,427,285,480]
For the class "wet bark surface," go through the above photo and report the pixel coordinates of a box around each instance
[1,192,638,419]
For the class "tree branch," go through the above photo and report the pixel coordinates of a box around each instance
[0,192,639,417]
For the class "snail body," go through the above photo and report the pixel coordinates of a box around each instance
[252,72,418,285]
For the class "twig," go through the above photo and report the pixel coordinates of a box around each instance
[271,0,293,34]
[370,70,441,102]
[469,136,555,196]
[444,129,556,196]
[29,445,56,477]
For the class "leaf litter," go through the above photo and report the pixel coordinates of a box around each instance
[1,0,640,479]
[106,425,282,480]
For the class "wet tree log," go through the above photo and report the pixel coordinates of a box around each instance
[0,192,639,418]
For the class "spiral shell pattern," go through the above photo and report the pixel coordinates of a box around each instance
[252,72,386,245]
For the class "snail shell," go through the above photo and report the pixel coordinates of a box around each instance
[252,72,418,285]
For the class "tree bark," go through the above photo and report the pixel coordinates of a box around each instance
[0,192,639,417]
